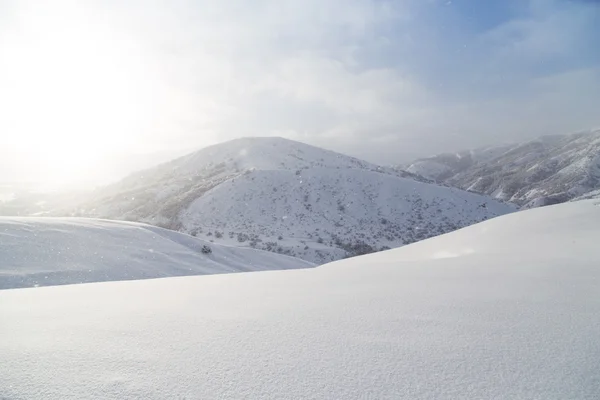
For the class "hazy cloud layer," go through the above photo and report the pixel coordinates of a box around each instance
[1,0,599,183]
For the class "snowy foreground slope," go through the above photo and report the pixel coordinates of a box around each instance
[2,200,599,399]
[70,137,514,263]
[0,217,312,289]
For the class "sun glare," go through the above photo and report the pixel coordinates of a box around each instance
[0,3,159,186]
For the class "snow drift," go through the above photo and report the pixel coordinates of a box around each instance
[1,200,599,399]
[0,217,313,289]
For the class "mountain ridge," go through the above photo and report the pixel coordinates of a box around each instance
[67,136,515,263]
[400,129,600,207]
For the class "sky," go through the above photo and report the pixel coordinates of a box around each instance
[0,0,599,186]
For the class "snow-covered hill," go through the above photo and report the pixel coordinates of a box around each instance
[69,137,514,263]
[0,217,312,289]
[2,200,599,399]
[402,129,600,207]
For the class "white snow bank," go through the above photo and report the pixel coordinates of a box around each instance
[1,200,600,399]
[0,217,313,289]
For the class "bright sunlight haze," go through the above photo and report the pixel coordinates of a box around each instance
[1,0,599,186]
[1,2,167,186]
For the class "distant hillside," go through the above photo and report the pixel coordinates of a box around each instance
[401,129,600,207]
[66,137,514,264]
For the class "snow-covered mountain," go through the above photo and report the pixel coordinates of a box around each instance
[572,188,600,202]
[0,217,312,289]
[69,137,514,263]
[402,129,600,207]
[2,199,599,399]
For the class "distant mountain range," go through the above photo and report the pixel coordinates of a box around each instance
[4,130,599,263]
[401,129,600,208]
[64,137,514,263]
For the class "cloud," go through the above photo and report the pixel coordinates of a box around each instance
[0,0,599,183]
[96,0,418,151]
[480,0,599,72]
[141,0,599,158]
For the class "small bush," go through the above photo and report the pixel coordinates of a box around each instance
[201,245,212,254]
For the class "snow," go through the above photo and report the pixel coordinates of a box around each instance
[94,137,387,200]
[75,137,514,264]
[556,155,591,176]
[400,130,600,208]
[178,167,515,263]
[572,188,600,201]
[406,159,451,180]
[469,143,515,162]
[173,136,381,175]
[433,130,600,207]
[1,200,600,399]
[0,217,313,289]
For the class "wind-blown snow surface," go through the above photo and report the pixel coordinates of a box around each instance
[0,217,312,289]
[2,200,600,399]
[71,137,514,263]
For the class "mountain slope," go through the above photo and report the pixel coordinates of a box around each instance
[70,137,515,263]
[87,136,424,200]
[2,200,599,399]
[402,129,600,207]
[0,217,312,289]
[573,188,600,201]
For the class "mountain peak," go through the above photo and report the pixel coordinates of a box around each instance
[166,136,377,178]
[74,135,514,263]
